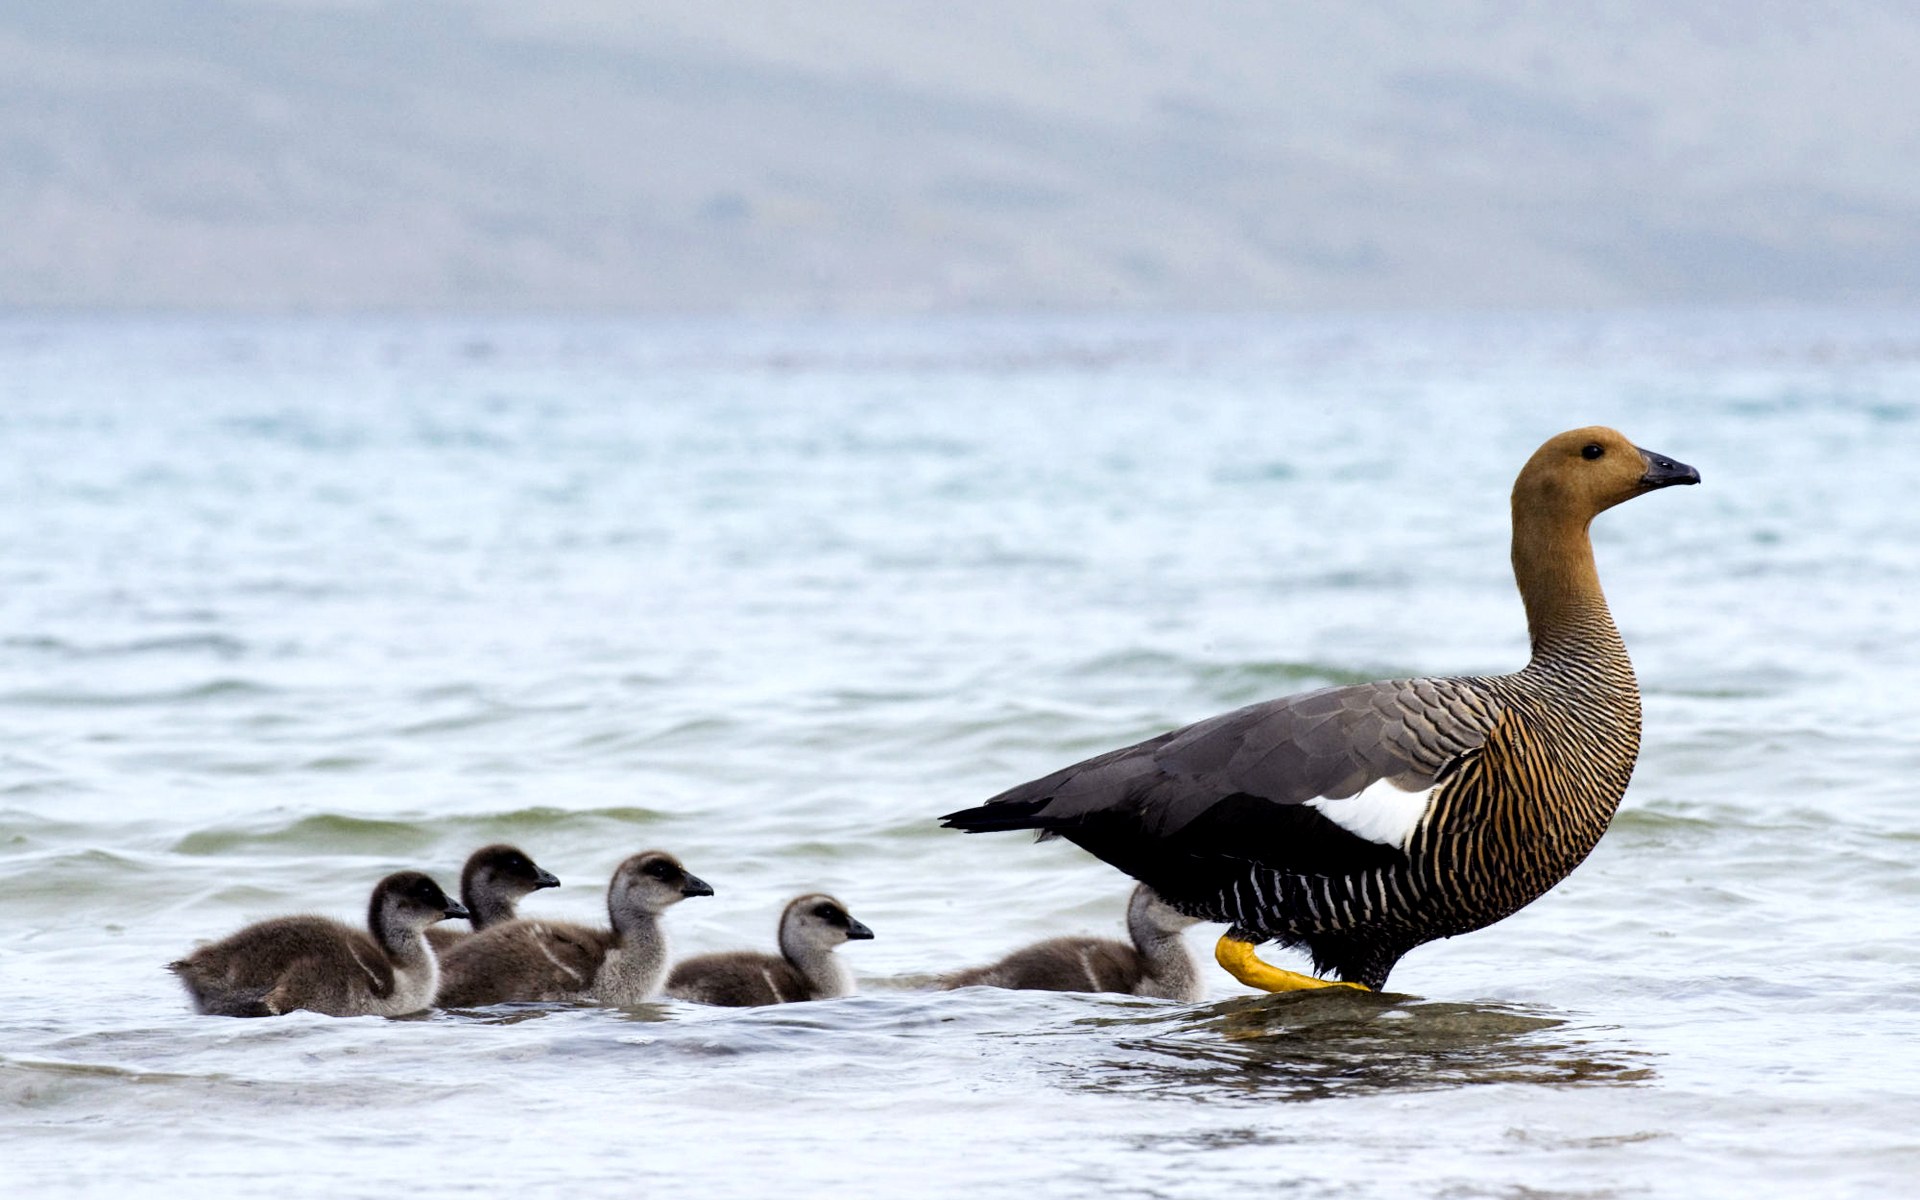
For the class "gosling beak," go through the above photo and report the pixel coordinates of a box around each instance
[443,901,471,921]
[1637,446,1701,489]
[844,917,875,941]
[533,868,561,890]
[679,872,715,899]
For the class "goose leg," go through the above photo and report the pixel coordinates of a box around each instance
[1215,934,1368,992]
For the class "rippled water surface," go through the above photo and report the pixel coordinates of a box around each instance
[3,310,1917,1198]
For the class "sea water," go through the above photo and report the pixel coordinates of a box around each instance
[1,309,1916,1197]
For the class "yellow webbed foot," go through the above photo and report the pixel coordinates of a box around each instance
[1215,934,1369,992]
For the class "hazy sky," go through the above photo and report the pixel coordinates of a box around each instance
[3,0,1918,313]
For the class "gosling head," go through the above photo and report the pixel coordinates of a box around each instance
[462,844,560,907]
[607,851,714,927]
[1513,426,1700,523]
[1127,884,1202,940]
[778,893,875,957]
[373,871,469,934]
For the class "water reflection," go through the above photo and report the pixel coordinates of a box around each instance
[1067,992,1655,1103]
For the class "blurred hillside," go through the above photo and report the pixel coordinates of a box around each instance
[3,0,1918,313]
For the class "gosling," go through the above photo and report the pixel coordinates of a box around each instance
[943,884,1204,1002]
[170,871,468,1018]
[435,850,712,1007]
[666,893,873,1007]
[425,843,561,954]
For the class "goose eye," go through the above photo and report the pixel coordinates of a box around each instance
[1581,443,1604,461]
[643,860,675,881]
[813,905,840,923]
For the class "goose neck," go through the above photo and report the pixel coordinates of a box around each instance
[370,906,430,966]
[781,930,852,999]
[597,913,668,1003]
[1511,506,1623,669]
[465,889,515,931]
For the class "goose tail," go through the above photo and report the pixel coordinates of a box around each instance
[939,796,1056,835]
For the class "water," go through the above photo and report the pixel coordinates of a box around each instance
[2,309,1917,1197]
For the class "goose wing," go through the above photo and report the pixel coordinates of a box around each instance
[435,920,609,1006]
[943,678,1504,896]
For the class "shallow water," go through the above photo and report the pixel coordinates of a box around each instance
[2,309,1917,1197]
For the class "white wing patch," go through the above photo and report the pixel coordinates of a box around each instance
[536,938,586,985]
[348,946,381,989]
[1305,778,1436,849]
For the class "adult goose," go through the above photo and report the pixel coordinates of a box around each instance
[425,843,561,954]
[434,851,711,1007]
[942,427,1698,991]
[666,894,873,1006]
[943,883,1202,1002]
[170,871,468,1017]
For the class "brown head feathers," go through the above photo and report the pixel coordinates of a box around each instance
[1511,426,1699,661]
[1512,426,1700,524]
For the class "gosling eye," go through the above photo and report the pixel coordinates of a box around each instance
[812,904,842,924]
[1581,443,1604,461]
[643,860,677,881]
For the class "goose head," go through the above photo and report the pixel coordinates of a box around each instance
[607,851,714,929]
[1127,883,1202,940]
[778,893,874,960]
[461,844,560,920]
[1513,426,1700,524]
[372,871,469,934]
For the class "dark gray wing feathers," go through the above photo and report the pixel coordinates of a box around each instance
[973,678,1503,841]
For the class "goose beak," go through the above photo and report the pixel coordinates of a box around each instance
[679,873,715,899]
[533,868,561,890]
[443,901,472,921]
[1636,446,1701,489]
[844,917,875,941]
